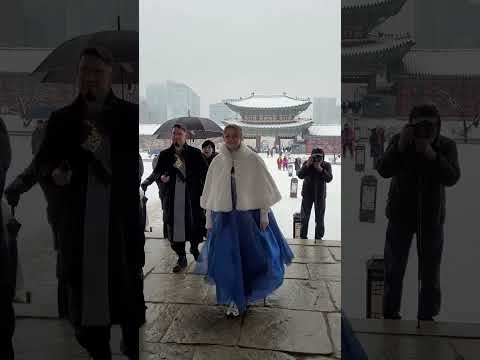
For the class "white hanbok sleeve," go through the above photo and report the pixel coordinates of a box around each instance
[260,208,269,224]
[205,209,212,229]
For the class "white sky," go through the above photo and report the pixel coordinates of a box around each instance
[139,0,340,116]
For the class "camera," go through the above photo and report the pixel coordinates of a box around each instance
[409,121,436,139]
[312,154,324,163]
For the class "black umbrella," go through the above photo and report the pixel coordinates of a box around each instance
[154,116,224,140]
[30,30,138,85]
[6,206,31,304]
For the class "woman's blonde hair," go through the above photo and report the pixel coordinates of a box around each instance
[223,124,243,137]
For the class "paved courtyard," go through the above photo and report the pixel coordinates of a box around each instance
[140,235,341,360]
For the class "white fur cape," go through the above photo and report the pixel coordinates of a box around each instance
[200,143,281,212]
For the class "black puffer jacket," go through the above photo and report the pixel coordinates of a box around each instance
[376,133,460,225]
[296,161,333,202]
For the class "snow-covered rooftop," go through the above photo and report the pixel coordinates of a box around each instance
[223,119,313,129]
[225,94,311,110]
[308,125,341,136]
[139,124,160,135]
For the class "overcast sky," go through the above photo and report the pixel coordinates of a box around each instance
[139,0,340,116]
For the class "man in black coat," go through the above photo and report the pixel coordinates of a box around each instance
[296,148,333,240]
[0,116,14,360]
[141,124,208,272]
[376,104,460,321]
[151,154,168,238]
[33,47,145,360]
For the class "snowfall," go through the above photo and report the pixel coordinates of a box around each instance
[140,152,342,242]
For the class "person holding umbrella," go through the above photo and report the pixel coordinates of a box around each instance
[33,46,145,360]
[141,123,208,272]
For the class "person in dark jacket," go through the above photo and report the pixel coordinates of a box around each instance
[151,154,168,239]
[201,140,218,167]
[376,104,460,321]
[32,47,145,360]
[0,116,14,360]
[141,124,208,272]
[296,148,333,240]
[369,128,381,168]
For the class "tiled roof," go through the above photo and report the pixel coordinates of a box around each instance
[342,36,415,57]
[225,94,311,110]
[222,119,313,129]
[342,0,404,10]
[308,125,341,136]
[402,49,480,77]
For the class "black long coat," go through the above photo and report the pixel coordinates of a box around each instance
[34,92,145,326]
[145,144,208,242]
[0,117,14,300]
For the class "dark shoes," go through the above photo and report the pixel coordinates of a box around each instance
[383,314,402,320]
[191,248,200,261]
[173,256,188,273]
[418,316,435,322]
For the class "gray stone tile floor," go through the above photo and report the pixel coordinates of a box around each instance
[12,206,341,359]
[141,235,342,359]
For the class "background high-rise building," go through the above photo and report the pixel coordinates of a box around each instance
[313,97,339,125]
[209,102,237,124]
[144,81,200,124]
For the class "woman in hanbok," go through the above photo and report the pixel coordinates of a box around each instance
[198,124,294,317]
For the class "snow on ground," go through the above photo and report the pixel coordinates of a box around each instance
[342,144,480,323]
[142,152,341,241]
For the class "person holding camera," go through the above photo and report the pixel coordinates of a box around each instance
[296,148,333,240]
[376,104,460,321]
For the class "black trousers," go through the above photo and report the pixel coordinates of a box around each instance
[300,196,326,240]
[0,296,14,360]
[159,193,168,239]
[75,323,139,360]
[383,221,444,319]
[169,231,200,258]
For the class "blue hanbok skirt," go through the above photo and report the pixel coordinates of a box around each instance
[196,208,294,314]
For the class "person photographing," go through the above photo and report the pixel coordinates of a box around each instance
[376,104,460,321]
[297,148,333,240]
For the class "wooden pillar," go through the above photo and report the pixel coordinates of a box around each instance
[256,135,261,151]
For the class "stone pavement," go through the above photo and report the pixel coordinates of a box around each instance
[140,237,342,360]
[350,318,480,359]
